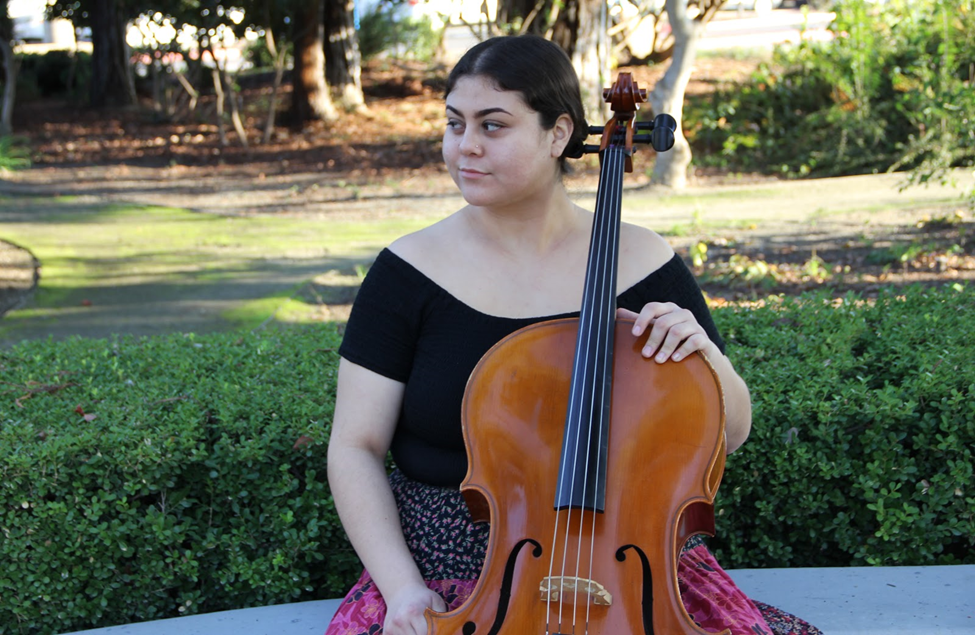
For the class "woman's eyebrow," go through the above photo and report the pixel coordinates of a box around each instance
[445,105,514,118]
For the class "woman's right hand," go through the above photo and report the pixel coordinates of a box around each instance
[383,584,448,635]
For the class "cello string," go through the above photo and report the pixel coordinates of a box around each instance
[567,154,604,629]
[548,134,619,634]
[548,148,602,631]
[587,143,626,622]
[554,247,592,631]
[587,142,625,624]
[568,135,624,630]
[547,120,628,635]
[580,140,625,631]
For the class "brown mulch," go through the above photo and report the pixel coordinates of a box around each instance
[694,211,975,303]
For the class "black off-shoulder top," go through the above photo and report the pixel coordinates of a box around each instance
[338,248,724,487]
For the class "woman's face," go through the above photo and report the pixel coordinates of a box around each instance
[443,75,571,211]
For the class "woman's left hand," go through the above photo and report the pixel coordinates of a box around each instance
[619,302,752,454]
[618,302,717,364]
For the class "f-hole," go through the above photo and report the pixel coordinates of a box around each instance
[616,544,655,635]
[463,538,543,635]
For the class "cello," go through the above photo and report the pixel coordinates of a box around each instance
[426,74,729,635]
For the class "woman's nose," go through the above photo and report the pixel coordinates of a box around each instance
[458,131,482,155]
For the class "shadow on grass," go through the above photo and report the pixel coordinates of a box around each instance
[0,254,376,346]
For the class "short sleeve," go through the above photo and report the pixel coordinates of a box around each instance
[338,249,428,382]
[617,254,726,354]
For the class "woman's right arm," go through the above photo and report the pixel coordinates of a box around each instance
[327,358,447,635]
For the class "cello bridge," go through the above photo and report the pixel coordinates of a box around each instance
[539,576,613,606]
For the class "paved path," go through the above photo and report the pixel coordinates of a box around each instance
[700,9,836,51]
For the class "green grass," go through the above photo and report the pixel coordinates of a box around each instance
[697,46,772,62]
[635,186,782,205]
[663,218,762,237]
[2,201,431,296]
[0,198,439,340]
[222,283,319,330]
[806,197,964,220]
[2,170,967,342]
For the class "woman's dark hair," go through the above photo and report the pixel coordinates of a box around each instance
[445,35,588,174]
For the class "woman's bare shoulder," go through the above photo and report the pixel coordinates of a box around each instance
[387,211,468,276]
[620,222,675,274]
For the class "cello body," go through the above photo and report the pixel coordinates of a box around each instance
[425,318,727,635]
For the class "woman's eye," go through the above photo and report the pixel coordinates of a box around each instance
[483,121,503,132]
[446,119,463,131]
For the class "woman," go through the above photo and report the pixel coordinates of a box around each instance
[325,34,820,635]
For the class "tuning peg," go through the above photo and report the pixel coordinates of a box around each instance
[650,114,677,152]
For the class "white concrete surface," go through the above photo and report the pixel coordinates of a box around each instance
[59,565,975,635]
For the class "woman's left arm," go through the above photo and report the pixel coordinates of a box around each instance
[619,302,752,454]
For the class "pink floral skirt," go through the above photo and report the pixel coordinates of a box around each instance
[324,471,821,635]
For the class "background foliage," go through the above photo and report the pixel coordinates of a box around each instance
[14,51,92,101]
[684,0,975,196]
[2,285,973,633]
[357,4,442,62]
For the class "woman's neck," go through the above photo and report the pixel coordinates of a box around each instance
[463,189,588,261]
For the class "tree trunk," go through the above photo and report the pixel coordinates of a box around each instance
[262,26,288,144]
[291,0,338,125]
[548,0,610,124]
[212,67,228,146]
[618,0,723,67]
[324,0,366,113]
[1,4,16,137]
[496,0,537,29]
[0,43,15,137]
[224,74,249,147]
[89,0,135,107]
[647,0,703,189]
[173,69,200,117]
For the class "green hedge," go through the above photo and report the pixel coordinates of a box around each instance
[712,285,975,568]
[0,328,358,634]
[2,286,974,633]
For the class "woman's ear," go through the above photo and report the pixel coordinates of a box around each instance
[550,113,574,158]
